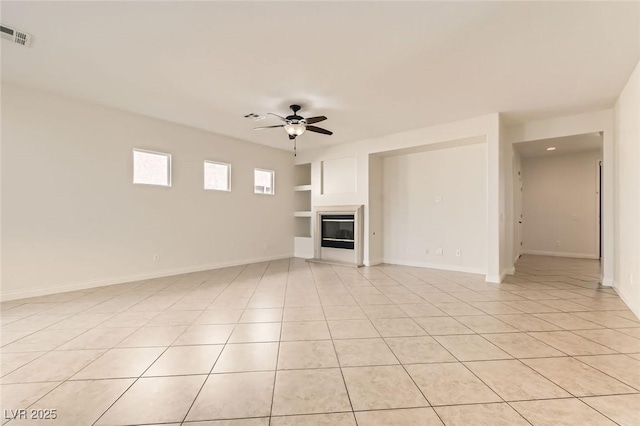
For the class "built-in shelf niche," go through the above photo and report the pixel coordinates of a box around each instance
[294,189,311,212]
[294,163,312,240]
[294,163,311,186]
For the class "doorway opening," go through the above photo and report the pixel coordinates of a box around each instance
[513,132,603,268]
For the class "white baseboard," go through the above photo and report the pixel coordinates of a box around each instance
[521,250,599,260]
[484,267,515,284]
[601,275,614,287]
[365,258,383,267]
[382,258,485,275]
[1,253,294,302]
[612,283,640,320]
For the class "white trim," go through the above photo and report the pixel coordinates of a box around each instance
[204,160,232,192]
[133,148,172,187]
[601,275,614,287]
[486,268,512,284]
[314,205,364,267]
[382,258,485,275]
[254,168,275,195]
[1,253,293,302]
[521,249,599,260]
[365,258,383,267]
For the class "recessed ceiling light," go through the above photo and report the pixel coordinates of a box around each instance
[547,147,556,151]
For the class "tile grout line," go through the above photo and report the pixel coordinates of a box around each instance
[353,262,447,418]
[354,264,510,424]
[267,258,290,426]
[317,263,358,424]
[173,262,259,425]
[89,266,242,426]
[1,257,638,425]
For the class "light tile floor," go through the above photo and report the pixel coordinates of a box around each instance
[1,255,639,425]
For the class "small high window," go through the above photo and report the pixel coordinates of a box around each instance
[133,149,171,187]
[204,161,231,191]
[254,169,275,195]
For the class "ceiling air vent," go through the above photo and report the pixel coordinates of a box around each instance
[244,113,265,121]
[1,24,32,47]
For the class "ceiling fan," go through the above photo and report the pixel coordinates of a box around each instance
[254,105,333,155]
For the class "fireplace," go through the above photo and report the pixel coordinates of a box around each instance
[311,205,364,267]
[321,214,355,250]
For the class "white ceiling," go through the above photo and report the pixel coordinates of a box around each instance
[2,2,638,151]
[514,133,602,158]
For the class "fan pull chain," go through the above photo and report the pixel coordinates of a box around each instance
[294,137,297,157]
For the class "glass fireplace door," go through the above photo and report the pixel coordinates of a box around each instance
[321,214,355,249]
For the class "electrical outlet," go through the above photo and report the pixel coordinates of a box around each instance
[436,248,443,256]
[555,241,560,248]
[264,243,269,251]
[153,254,160,262]
[435,195,442,203]
[456,250,461,257]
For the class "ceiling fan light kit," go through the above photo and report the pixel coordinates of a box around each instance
[252,104,333,155]
[284,123,306,137]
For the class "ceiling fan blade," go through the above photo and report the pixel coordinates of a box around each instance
[254,125,284,130]
[305,116,327,125]
[306,125,333,136]
[267,113,287,121]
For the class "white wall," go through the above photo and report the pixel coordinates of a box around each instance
[513,150,523,260]
[521,150,602,259]
[613,60,640,317]
[1,84,294,301]
[382,143,487,273]
[296,113,502,280]
[368,155,384,265]
[500,117,515,275]
[321,157,357,194]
